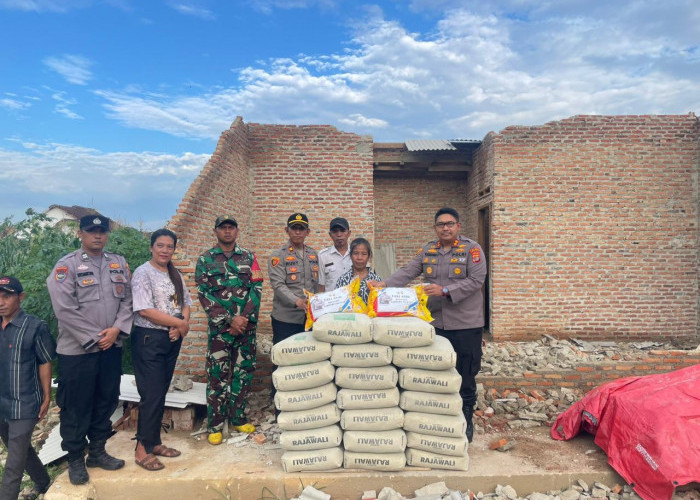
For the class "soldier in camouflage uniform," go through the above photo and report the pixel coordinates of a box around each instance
[195,216,263,445]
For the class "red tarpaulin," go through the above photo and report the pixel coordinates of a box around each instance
[551,364,700,500]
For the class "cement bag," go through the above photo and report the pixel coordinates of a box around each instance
[304,277,366,330]
[392,335,456,370]
[399,390,463,416]
[277,403,341,431]
[281,447,343,472]
[274,382,337,412]
[336,387,400,410]
[272,360,335,391]
[280,424,343,451]
[344,451,406,471]
[340,407,404,431]
[372,316,435,347]
[270,331,332,366]
[403,411,467,438]
[312,313,372,345]
[406,431,468,457]
[331,342,393,367]
[405,448,469,471]
[398,367,461,393]
[335,365,398,390]
[343,429,406,453]
[367,285,433,322]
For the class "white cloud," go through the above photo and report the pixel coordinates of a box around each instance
[247,0,337,15]
[0,0,83,11]
[0,97,31,110]
[51,92,83,119]
[168,2,215,20]
[338,114,388,128]
[44,54,93,85]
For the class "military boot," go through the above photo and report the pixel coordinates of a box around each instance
[67,455,89,485]
[86,440,125,470]
[464,407,475,443]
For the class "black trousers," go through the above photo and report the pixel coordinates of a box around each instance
[271,317,305,345]
[131,326,182,453]
[0,418,50,500]
[57,347,122,458]
[435,327,483,412]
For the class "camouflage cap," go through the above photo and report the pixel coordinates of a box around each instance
[215,216,238,228]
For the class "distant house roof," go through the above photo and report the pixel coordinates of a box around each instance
[47,205,102,220]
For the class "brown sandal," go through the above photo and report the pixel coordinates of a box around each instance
[135,453,164,471]
[152,444,181,458]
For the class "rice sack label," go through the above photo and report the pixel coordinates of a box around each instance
[398,367,461,393]
[304,277,366,330]
[272,360,335,392]
[344,450,406,471]
[392,334,456,370]
[274,382,337,412]
[406,431,468,457]
[372,316,435,347]
[399,390,463,416]
[335,365,398,390]
[336,387,401,410]
[343,428,407,453]
[270,331,332,366]
[340,407,405,431]
[281,447,343,472]
[312,313,373,345]
[276,402,341,431]
[280,424,343,451]
[405,448,469,471]
[331,342,393,367]
[367,285,433,322]
[403,411,467,438]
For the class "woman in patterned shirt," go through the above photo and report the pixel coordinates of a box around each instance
[334,237,382,305]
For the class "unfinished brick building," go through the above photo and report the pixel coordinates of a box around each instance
[169,114,699,379]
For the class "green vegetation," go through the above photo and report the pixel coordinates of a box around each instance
[0,209,152,374]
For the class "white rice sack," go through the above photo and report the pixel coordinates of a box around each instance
[406,431,468,457]
[372,316,435,347]
[276,403,341,431]
[399,390,463,416]
[340,407,404,431]
[343,429,406,453]
[274,382,337,412]
[312,313,373,344]
[280,424,343,451]
[272,360,335,391]
[405,448,469,471]
[398,367,461,394]
[392,335,456,370]
[335,365,398,390]
[336,387,400,410]
[331,343,393,367]
[281,447,343,472]
[403,411,466,438]
[344,451,406,471]
[270,331,332,366]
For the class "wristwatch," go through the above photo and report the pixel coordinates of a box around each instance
[442,287,449,296]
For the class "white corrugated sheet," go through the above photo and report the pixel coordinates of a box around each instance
[405,139,457,151]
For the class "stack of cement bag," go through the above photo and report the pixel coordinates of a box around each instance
[393,323,470,471]
[271,331,343,472]
[323,314,406,471]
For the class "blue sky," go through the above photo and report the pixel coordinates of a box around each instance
[1,0,698,230]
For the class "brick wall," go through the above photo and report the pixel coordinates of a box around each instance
[489,114,699,342]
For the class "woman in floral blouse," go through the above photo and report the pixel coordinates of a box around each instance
[334,237,382,305]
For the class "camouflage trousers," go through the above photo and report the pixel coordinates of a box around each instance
[206,328,257,432]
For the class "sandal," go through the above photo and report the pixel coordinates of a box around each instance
[152,444,181,457]
[135,453,164,471]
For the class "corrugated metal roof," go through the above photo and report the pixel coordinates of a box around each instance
[405,139,457,151]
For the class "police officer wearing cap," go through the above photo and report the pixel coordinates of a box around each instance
[46,215,133,485]
[317,217,352,293]
[369,207,487,442]
[268,213,319,344]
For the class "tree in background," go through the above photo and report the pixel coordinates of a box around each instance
[0,209,152,373]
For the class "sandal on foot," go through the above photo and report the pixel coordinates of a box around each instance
[135,453,164,471]
[152,444,181,457]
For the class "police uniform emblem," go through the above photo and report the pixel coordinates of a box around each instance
[109,263,121,269]
[290,274,297,281]
[285,256,296,262]
[469,248,481,263]
[115,284,124,295]
[295,214,303,221]
[453,268,462,275]
[77,264,89,271]
[93,217,101,224]
[426,266,433,274]
[271,257,280,267]
[82,278,95,285]
[55,266,68,282]
[309,254,317,261]
[289,266,298,273]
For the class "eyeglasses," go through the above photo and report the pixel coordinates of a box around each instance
[435,221,457,228]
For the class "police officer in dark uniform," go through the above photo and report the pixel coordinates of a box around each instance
[267,213,319,344]
[46,215,133,484]
[370,207,487,442]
